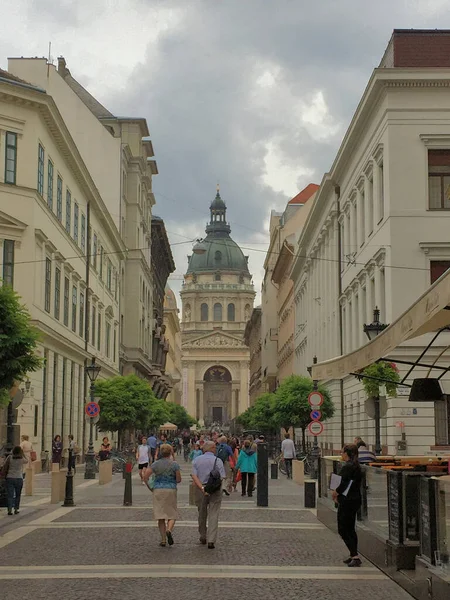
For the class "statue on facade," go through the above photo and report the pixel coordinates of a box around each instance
[184,304,191,322]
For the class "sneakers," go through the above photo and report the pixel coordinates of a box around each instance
[343,557,352,564]
[14,509,19,515]
[348,558,362,567]
[199,538,207,545]
[208,543,215,549]
[7,511,12,516]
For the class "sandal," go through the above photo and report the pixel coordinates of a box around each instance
[159,541,166,547]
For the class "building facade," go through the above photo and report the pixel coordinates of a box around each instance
[180,189,255,426]
[291,30,450,455]
[244,306,262,405]
[164,286,182,405]
[0,68,124,452]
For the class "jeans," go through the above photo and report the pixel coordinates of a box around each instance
[6,478,23,512]
[337,501,360,557]
[285,458,293,479]
[241,472,255,496]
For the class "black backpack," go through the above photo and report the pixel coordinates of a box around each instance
[204,458,222,494]
[216,444,229,463]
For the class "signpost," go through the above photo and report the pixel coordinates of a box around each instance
[85,401,100,418]
[308,391,324,407]
[308,389,323,480]
[308,421,324,436]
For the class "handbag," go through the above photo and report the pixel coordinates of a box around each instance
[145,474,156,492]
[30,450,37,462]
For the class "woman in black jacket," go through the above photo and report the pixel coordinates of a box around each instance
[332,443,362,567]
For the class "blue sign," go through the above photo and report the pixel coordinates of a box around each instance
[310,409,322,421]
[85,401,100,418]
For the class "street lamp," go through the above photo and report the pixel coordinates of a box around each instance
[362,308,389,455]
[84,357,101,480]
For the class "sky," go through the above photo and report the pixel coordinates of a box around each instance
[1,0,450,306]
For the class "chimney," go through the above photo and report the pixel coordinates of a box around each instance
[57,56,69,77]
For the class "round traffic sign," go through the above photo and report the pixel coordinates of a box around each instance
[310,409,322,421]
[85,401,100,418]
[308,421,324,436]
[308,391,324,407]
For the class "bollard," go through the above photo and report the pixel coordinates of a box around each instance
[270,463,278,479]
[59,468,68,501]
[52,462,60,472]
[51,471,60,504]
[292,460,305,485]
[304,480,316,508]
[99,460,112,485]
[25,467,34,496]
[123,461,133,506]
[256,442,269,507]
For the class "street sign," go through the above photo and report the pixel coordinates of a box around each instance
[310,409,322,421]
[308,421,324,436]
[85,401,100,418]
[85,414,100,425]
[308,391,324,407]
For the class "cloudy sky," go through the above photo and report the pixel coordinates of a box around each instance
[1,0,449,304]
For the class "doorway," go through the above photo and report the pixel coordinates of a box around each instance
[212,406,223,422]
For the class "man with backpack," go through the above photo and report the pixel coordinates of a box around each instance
[191,441,225,549]
[216,436,233,495]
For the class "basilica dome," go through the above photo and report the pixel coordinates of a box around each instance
[187,190,250,275]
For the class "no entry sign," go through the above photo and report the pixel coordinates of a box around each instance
[308,391,324,407]
[308,421,324,436]
[85,401,100,418]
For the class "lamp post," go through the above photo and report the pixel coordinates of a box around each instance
[84,357,101,480]
[363,307,388,455]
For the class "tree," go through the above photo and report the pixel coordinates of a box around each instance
[166,402,196,430]
[273,375,334,451]
[0,285,42,406]
[237,393,277,434]
[360,361,400,398]
[95,375,170,447]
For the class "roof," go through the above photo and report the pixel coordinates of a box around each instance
[288,183,319,205]
[0,68,45,92]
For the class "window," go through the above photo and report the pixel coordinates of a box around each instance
[106,322,111,358]
[54,267,61,320]
[81,214,86,254]
[63,277,69,326]
[73,203,79,245]
[93,233,98,269]
[227,303,235,322]
[65,189,71,234]
[214,272,221,281]
[379,163,384,222]
[47,160,54,209]
[5,132,17,184]
[367,176,374,235]
[92,306,96,346]
[215,250,222,263]
[57,176,63,221]
[201,303,209,321]
[113,329,117,362]
[107,260,112,291]
[359,188,365,244]
[79,291,84,337]
[99,246,104,280]
[97,312,101,351]
[213,303,222,321]
[435,397,450,446]
[430,261,450,284]
[2,240,14,286]
[34,405,39,438]
[72,286,77,331]
[44,257,51,312]
[428,150,450,209]
[37,144,44,196]
[339,221,345,271]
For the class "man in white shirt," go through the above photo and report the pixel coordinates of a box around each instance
[281,433,296,479]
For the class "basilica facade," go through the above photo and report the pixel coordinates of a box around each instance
[180,189,255,426]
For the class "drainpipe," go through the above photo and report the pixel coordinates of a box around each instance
[335,185,345,448]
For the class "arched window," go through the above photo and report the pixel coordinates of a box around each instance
[227,303,235,321]
[214,272,221,281]
[201,303,209,322]
[215,250,222,263]
[213,303,222,321]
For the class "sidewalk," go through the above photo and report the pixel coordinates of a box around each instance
[0,462,414,600]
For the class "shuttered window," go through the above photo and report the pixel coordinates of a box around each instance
[428,150,450,209]
[430,260,450,284]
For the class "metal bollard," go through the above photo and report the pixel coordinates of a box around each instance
[123,461,133,506]
[270,463,278,480]
[63,450,75,507]
[304,480,316,508]
[256,443,269,507]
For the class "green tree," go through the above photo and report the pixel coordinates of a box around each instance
[0,285,42,406]
[237,393,277,434]
[95,375,169,447]
[273,375,334,451]
[166,402,196,430]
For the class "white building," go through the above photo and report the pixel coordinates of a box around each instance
[0,67,124,452]
[291,30,450,455]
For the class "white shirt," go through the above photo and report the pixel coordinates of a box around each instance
[138,445,149,464]
[281,439,296,459]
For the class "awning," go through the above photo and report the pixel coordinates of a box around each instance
[311,268,450,381]
[159,422,177,431]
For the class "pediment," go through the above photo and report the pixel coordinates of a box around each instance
[182,331,245,349]
[0,210,27,235]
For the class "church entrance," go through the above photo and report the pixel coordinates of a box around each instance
[203,366,232,427]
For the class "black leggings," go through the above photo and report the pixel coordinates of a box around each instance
[337,501,360,557]
[241,472,255,495]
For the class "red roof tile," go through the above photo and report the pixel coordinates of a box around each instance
[288,183,319,205]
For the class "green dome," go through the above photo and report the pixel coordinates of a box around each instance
[187,189,250,275]
[187,235,250,274]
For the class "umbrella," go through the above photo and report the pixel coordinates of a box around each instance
[159,422,177,431]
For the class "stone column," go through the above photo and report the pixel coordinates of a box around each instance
[358,280,366,347]
[239,361,250,412]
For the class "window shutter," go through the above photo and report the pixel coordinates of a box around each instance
[434,397,449,446]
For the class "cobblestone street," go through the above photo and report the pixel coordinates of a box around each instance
[0,462,415,600]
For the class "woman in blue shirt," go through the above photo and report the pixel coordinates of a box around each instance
[145,444,181,546]
[236,440,258,497]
